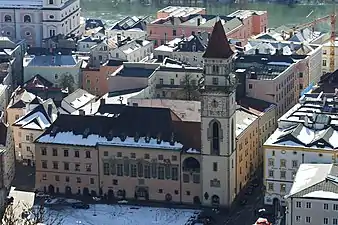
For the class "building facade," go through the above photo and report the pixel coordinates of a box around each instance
[285,164,338,225]
[0,0,81,47]
[263,92,338,208]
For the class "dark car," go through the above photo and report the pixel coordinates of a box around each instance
[72,202,89,209]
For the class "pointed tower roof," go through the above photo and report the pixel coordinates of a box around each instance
[203,20,234,59]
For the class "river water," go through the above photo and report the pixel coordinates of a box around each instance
[81,1,336,30]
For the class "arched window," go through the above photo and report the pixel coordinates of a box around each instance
[231,118,235,152]
[24,15,31,23]
[4,15,11,22]
[212,122,220,155]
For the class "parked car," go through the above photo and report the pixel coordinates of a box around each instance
[72,202,89,209]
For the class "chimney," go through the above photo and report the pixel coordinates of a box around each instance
[100,98,105,105]
[117,33,122,44]
[197,18,201,26]
[47,104,53,118]
[79,109,85,116]
[304,115,309,126]
[290,41,294,52]
[255,48,259,55]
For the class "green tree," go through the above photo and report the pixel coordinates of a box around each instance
[60,73,75,93]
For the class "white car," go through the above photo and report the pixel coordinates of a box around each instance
[35,192,50,198]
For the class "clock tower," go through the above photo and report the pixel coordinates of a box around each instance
[200,20,237,207]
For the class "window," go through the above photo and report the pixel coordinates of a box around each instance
[334,218,338,225]
[268,183,274,191]
[159,78,163,85]
[280,171,286,179]
[305,216,311,223]
[131,164,137,177]
[280,184,286,193]
[249,84,253,89]
[292,160,298,168]
[4,15,11,22]
[52,161,58,169]
[76,177,81,183]
[170,79,174,85]
[49,29,56,37]
[295,216,301,222]
[306,202,312,208]
[24,15,31,23]
[324,218,329,224]
[158,155,163,160]
[104,151,108,156]
[117,152,122,157]
[280,159,286,167]
[75,151,79,158]
[49,15,54,19]
[64,162,69,170]
[324,203,328,210]
[299,72,303,78]
[144,165,150,178]
[130,153,136,158]
[113,179,118,185]
[52,148,58,156]
[158,166,164,179]
[42,174,47,180]
[65,176,69,182]
[117,164,123,176]
[323,60,327,66]
[41,147,47,156]
[299,84,303,90]
[171,167,178,180]
[86,164,92,172]
[171,155,177,161]
[26,135,30,141]
[268,170,274,177]
[25,31,31,36]
[103,163,109,175]
[186,191,191,196]
[334,204,338,210]
[49,0,53,4]
[212,77,218,85]
[213,162,218,171]
[54,74,58,79]
[211,121,220,155]
[64,149,68,157]
[42,161,47,169]
[75,164,80,171]
[158,189,163,193]
[173,29,176,36]
[183,174,189,183]
[268,158,274,166]
[85,151,91,158]
[296,201,301,208]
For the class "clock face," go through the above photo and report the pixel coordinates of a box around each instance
[211,99,218,108]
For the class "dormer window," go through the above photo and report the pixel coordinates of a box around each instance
[134,132,140,142]
[4,15,11,22]
[120,133,126,142]
[156,133,161,144]
[192,44,196,52]
[24,15,31,23]
[170,132,175,146]
[145,134,150,143]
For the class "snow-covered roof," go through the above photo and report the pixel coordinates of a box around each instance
[61,89,96,113]
[286,163,338,200]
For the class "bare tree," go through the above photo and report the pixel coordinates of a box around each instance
[2,201,64,225]
[180,73,200,101]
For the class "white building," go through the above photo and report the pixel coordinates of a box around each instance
[285,163,338,225]
[106,16,147,40]
[0,0,81,47]
[23,54,82,90]
[322,40,338,74]
[263,91,338,207]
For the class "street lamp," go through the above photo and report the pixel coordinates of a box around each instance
[92,197,100,216]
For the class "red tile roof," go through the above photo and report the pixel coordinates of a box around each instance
[203,20,234,59]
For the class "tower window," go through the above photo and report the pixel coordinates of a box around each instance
[24,15,31,23]
[211,121,220,155]
[212,77,219,85]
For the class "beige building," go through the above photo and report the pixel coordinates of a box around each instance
[12,99,58,166]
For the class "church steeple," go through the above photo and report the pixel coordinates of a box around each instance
[203,20,234,59]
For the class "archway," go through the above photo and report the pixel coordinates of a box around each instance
[65,186,72,195]
[108,189,114,200]
[48,185,55,194]
[193,196,201,205]
[182,157,200,173]
[211,195,220,206]
[83,187,89,197]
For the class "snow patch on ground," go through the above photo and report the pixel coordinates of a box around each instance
[47,204,199,225]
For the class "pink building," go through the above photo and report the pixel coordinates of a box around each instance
[156,6,206,19]
[148,10,267,47]
[82,59,125,96]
